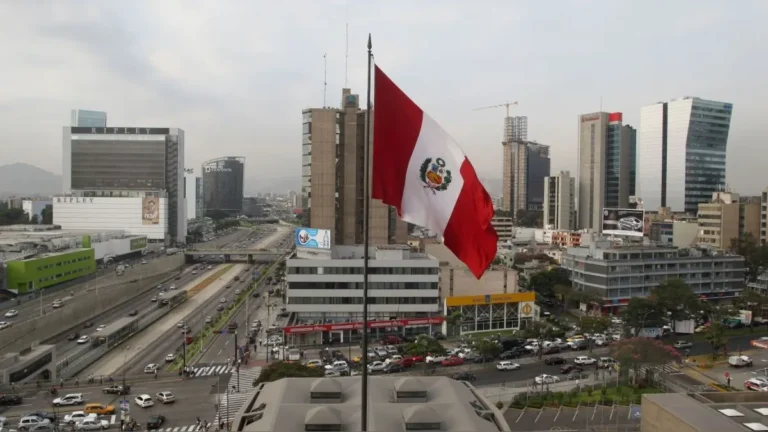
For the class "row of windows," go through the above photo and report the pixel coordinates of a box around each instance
[289,266,439,275]
[36,267,90,284]
[37,256,90,271]
[289,297,438,305]
[290,282,438,290]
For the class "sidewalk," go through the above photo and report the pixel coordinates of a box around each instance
[85,264,245,377]
[474,378,601,406]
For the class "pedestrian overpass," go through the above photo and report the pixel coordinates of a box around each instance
[184,248,285,264]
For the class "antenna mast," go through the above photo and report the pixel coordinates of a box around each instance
[345,6,349,87]
[323,53,328,107]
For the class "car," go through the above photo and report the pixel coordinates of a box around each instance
[95,325,106,331]
[156,391,175,403]
[151,297,157,302]
[306,359,324,368]
[373,347,388,357]
[146,414,166,430]
[165,353,176,362]
[560,364,583,374]
[83,321,94,328]
[4,309,18,318]
[673,341,694,349]
[425,355,447,364]
[535,374,560,384]
[67,333,80,341]
[496,361,521,371]
[52,300,63,309]
[0,321,10,330]
[746,378,768,391]
[144,364,159,374]
[235,289,241,295]
[53,393,84,406]
[158,291,165,297]
[216,304,225,311]
[442,356,465,367]
[0,394,22,406]
[157,284,163,289]
[162,299,170,305]
[63,411,95,424]
[544,356,566,365]
[192,270,197,275]
[384,362,404,374]
[598,357,619,368]
[367,361,386,372]
[24,412,56,423]
[77,335,90,344]
[128,309,139,316]
[567,371,590,380]
[18,417,51,430]
[618,216,643,231]
[574,356,596,365]
[134,394,154,408]
[177,320,185,328]
[451,372,477,382]
[170,284,177,290]
[141,260,148,265]
[83,403,115,415]
[205,316,213,323]
[102,384,130,395]
[76,418,109,430]
[30,423,57,432]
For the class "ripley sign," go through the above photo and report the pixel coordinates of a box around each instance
[55,197,94,204]
[282,317,445,334]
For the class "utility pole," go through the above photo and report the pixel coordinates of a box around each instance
[182,329,187,375]
[234,330,239,392]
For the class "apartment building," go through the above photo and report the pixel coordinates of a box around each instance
[543,171,575,230]
[698,191,760,249]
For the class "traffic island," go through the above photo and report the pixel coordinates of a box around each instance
[508,382,662,410]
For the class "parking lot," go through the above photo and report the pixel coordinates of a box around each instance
[505,404,641,431]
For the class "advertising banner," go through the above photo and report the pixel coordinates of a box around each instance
[602,208,644,237]
[142,197,160,225]
[283,317,445,334]
[295,227,331,249]
[130,237,147,250]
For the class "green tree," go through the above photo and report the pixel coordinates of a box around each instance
[404,335,447,357]
[445,311,463,337]
[30,214,39,224]
[522,320,556,359]
[704,322,728,358]
[516,209,541,227]
[474,338,502,363]
[651,279,699,327]
[611,337,681,386]
[0,207,29,225]
[621,297,665,335]
[729,232,768,283]
[253,361,324,386]
[579,316,611,352]
[40,204,53,224]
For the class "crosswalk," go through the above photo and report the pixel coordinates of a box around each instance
[213,366,262,425]
[49,416,205,432]
[190,363,236,377]
[637,363,681,376]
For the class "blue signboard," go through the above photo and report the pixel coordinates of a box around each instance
[295,228,331,249]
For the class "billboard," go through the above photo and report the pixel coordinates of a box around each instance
[602,208,644,237]
[295,228,331,249]
[142,197,160,225]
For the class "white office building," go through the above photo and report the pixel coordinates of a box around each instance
[185,170,197,220]
[544,170,575,230]
[638,97,733,214]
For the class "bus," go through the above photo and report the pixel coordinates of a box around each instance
[92,317,139,349]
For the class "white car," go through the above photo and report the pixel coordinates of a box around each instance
[18,417,51,430]
[368,361,386,372]
[134,394,154,408]
[156,391,175,403]
[77,336,90,344]
[76,418,109,430]
[170,284,177,290]
[4,310,18,318]
[746,378,768,391]
[206,316,213,323]
[235,289,241,295]
[524,342,540,351]
[165,354,176,362]
[385,355,403,365]
[96,325,106,331]
[54,393,84,406]
[177,321,185,328]
[425,355,447,364]
[574,356,597,365]
[325,369,342,377]
[496,361,520,371]
[64,411,95,424]
[52,300,64,308]
[0,321,10,330]
[220,297,227,303]
[144,364,159,373]
[535,374,560,384]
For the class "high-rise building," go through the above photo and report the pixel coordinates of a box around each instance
[577,112,636,230]
[302,89,405,245]
[58,126,186,244]
[544,171,576,230]
[184,169,197,220]
[202,156,245,216]
[698,192,761,249]
[195,177,204,220]
[504,116,528,141]
[70,109,107,127]
[638,97,733,214]
[501,140,550,215]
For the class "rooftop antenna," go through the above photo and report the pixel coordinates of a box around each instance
[345,5,349,87]
[323,53,328,107]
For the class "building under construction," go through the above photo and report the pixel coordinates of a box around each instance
[502,137,551,215]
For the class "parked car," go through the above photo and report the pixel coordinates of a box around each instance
[383,363,404,374]
[535,374,560,384]
[673,341,694,349]
[544,356,566,366]
[0,394,22,406]
[574,356,596,365]
[102,385,131,395]
[496,361,520,371]
[441,356,465,367]
[451,372,477,382]
[560,365,583,374]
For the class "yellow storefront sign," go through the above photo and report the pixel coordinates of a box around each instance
[446,292,536,307]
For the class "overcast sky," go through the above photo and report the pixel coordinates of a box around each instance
[1,1,766,194]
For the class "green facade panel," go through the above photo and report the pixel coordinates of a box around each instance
[6,249,96,294]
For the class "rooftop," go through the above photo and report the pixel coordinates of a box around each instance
[291,245,435,263]
[426,243,518,298]
[232,376,511,432]
[643,392,768,432]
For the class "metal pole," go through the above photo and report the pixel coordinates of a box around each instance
[234,331,240,392]
[183,330,187,374]
[226,388,230,431]
[360,33,373,432]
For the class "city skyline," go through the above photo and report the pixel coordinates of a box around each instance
[1,1,767,195]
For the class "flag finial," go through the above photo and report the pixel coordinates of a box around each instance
[367,33,372,50]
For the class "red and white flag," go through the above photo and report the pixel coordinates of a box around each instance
[372,66,498,279]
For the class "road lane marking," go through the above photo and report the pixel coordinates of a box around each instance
[516,408,525,423]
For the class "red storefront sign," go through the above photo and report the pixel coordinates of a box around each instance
[282,317,445,334]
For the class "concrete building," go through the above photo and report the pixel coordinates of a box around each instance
[61,126,186,244]
[231,376,511,432]
[302,89,404,246]
[0,344,57,385]
[70,109,107,127]
[649,220,699,248]
[698,192,761,249]
[5,248,95,294]
[762,187,768,245]
[544,170,575,230]
[501,140,550,214]
[202,156,245,216]
[577,112,637,231]
[491,216,515,243]
[638,97,733,214]
[22,199,52,223]
[243,196,267,218]
[284,244,440,344]
[184,169,197,220]
[561,242,745,313]
[641,391,768,432]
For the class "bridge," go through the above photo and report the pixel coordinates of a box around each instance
[184,248,286,264]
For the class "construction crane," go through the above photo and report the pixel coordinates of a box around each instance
[473,101,519,118]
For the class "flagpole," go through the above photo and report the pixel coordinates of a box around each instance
[361,33,373,432]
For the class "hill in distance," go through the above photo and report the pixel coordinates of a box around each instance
[0,163,61,197]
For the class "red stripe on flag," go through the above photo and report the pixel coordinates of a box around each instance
[443,158,498,279]
[372,65,423,213]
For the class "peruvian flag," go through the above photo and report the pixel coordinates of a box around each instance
[372,66,498,278]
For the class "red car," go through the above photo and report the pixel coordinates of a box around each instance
[399,357,415,368]
[404,355,424,363]
[441,356,464,367]
[380,335,403,345]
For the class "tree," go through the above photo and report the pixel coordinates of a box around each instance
[651,279,699,327]
[704,322,728,358]
[579,316,611,352]
[41,204,53,224]
[729,232,768,282]
[621,297,666,335]
[522,321,556,359]
[527,268,570,299]
[253,361,324,386]
[474,338,502,363]
[516,209,541,228]
[445,311,463,337]
[553,284,572,313]
[611,337,681,386]
[404,335,446,357]
[0,207,29,225]
[30,214,39,224]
